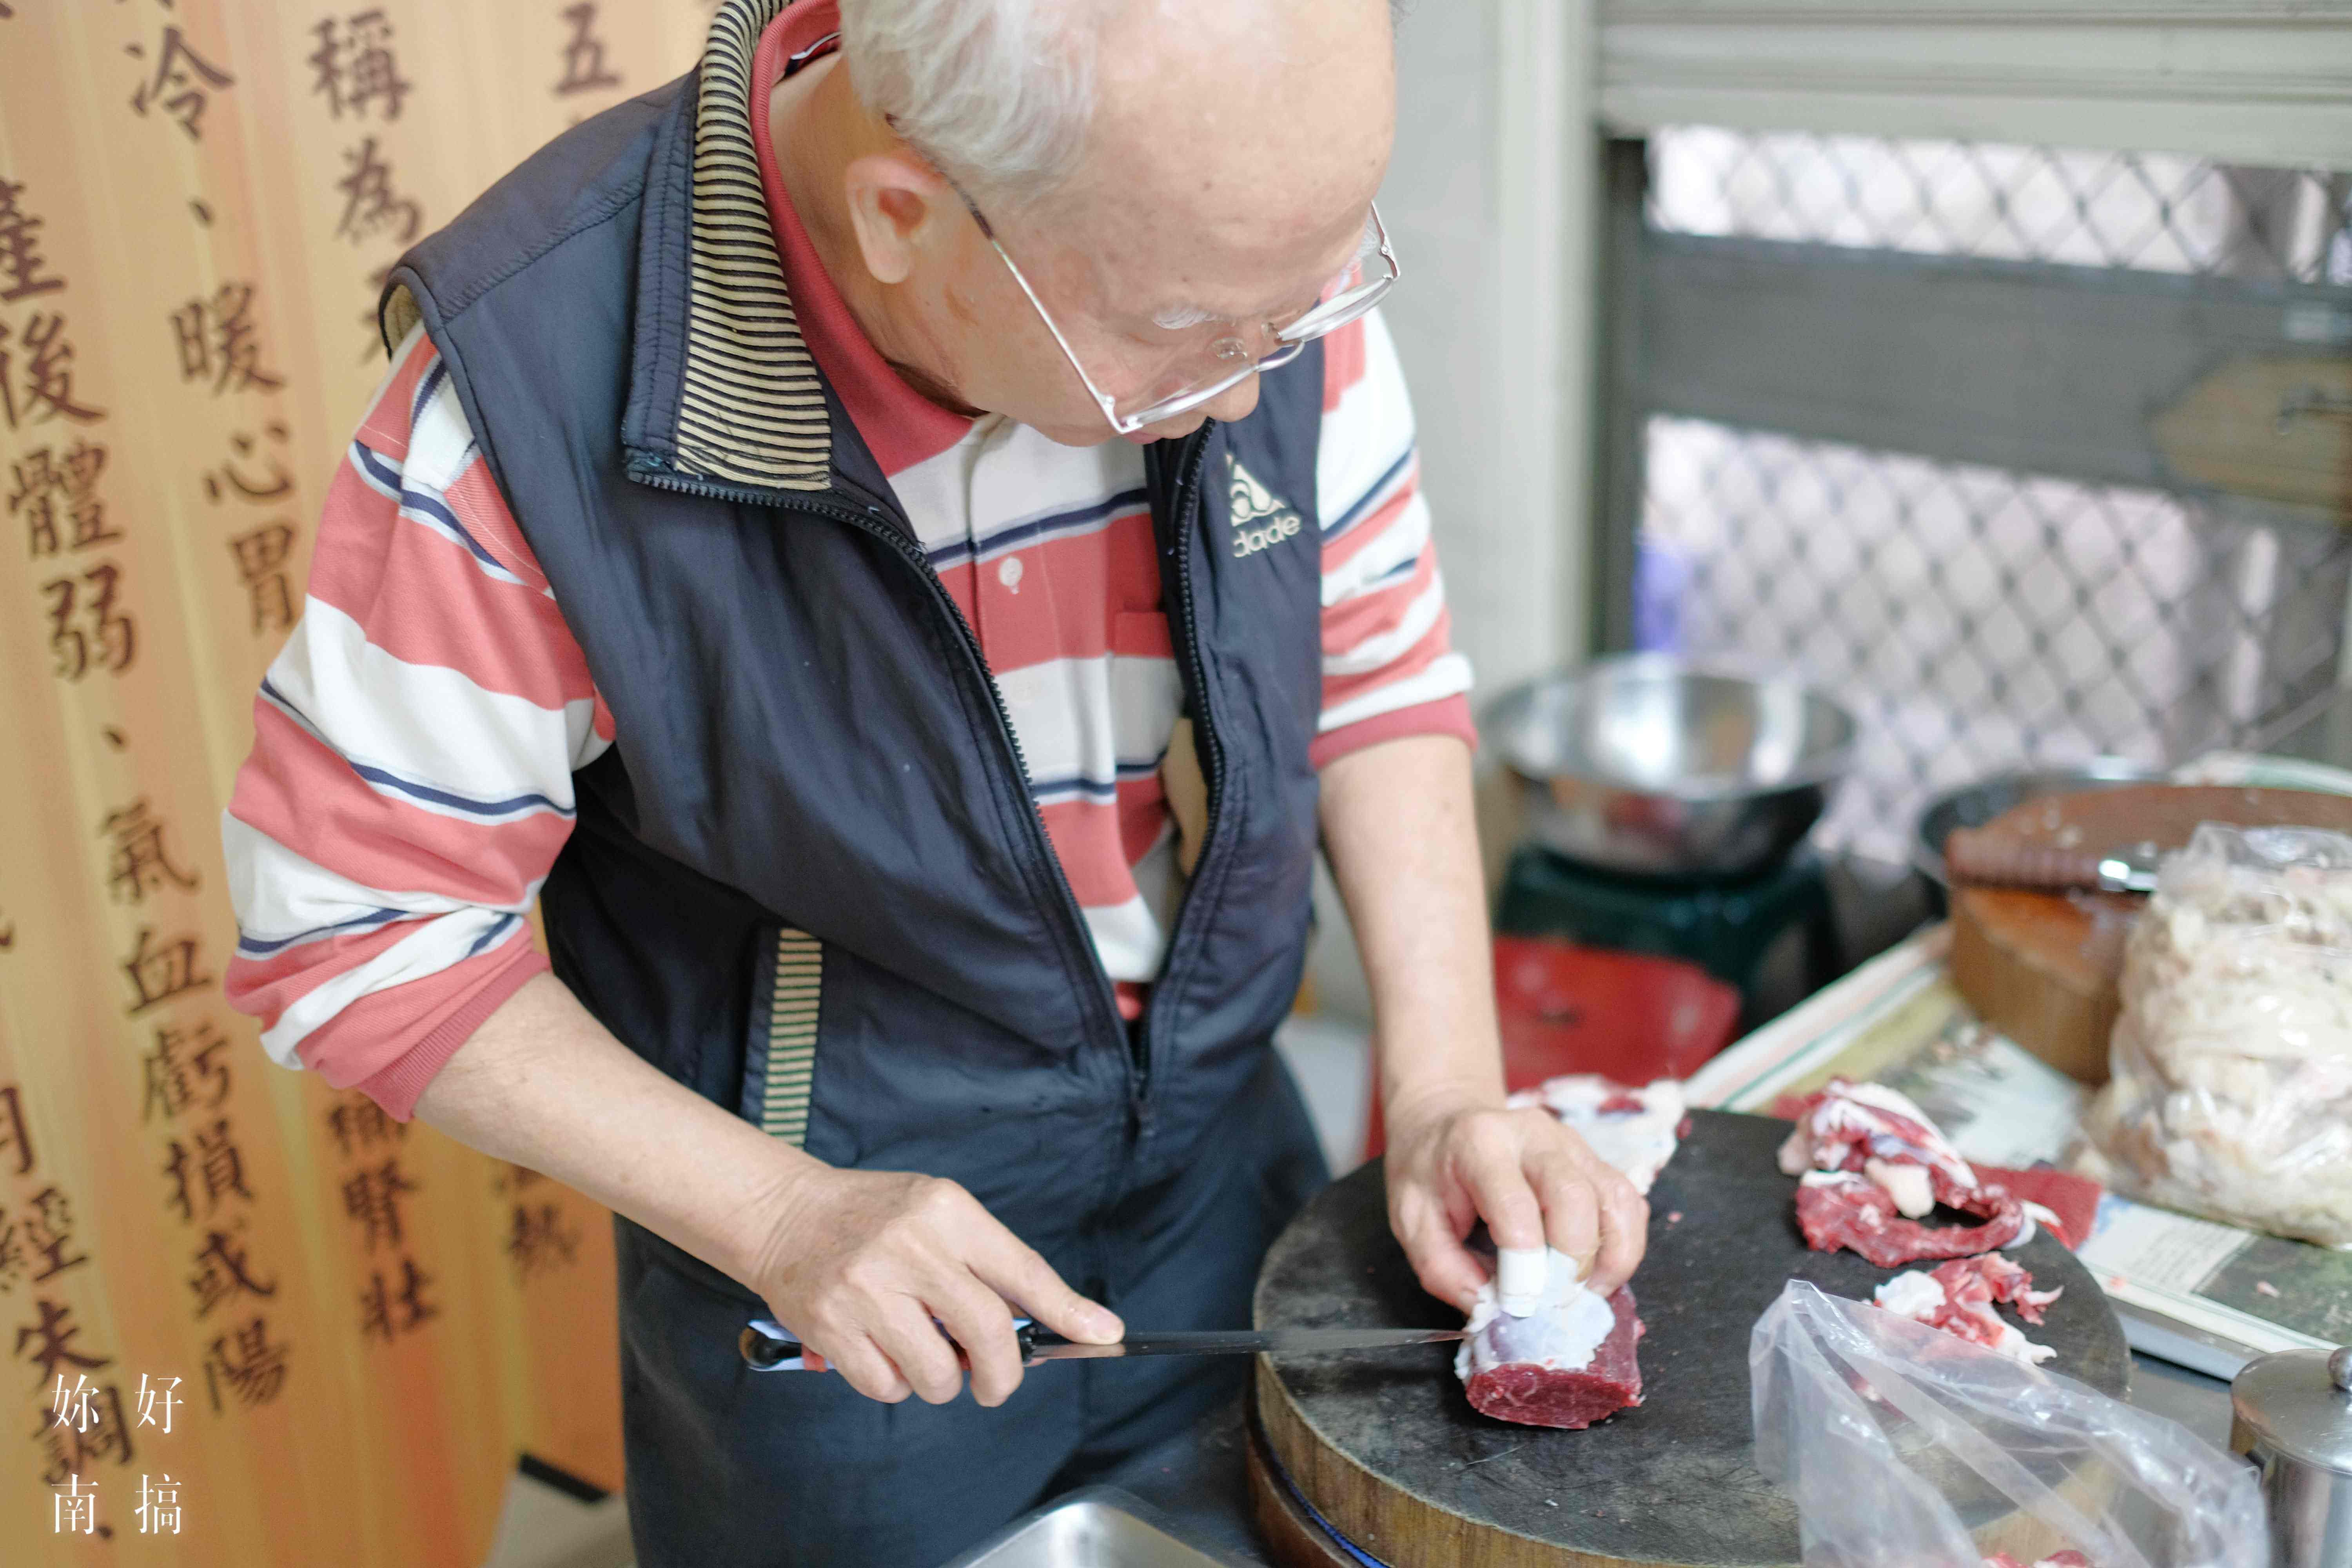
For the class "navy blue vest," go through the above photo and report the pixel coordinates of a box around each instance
[382,64,1330,1253]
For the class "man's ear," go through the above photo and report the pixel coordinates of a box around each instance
[842,151,955,286]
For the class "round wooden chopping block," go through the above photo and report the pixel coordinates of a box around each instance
[1250,1111,2129,1568]
[1947,784,2352,1082]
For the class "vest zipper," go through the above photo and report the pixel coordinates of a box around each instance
[1134,428,1224,1109]
[624,461,1131,1073]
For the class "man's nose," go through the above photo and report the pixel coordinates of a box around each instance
[1201,372,1261,425]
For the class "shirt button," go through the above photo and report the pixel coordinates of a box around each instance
[998,556,1024,593]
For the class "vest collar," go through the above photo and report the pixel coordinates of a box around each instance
[670,0,833,493]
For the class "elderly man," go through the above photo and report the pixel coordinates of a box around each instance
[221,0,1646,1561]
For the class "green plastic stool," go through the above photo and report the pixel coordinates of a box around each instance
[1494,845,1839,1027]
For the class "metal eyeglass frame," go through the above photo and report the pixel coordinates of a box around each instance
[951,185,1402,437]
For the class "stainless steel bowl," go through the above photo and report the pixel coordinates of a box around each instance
[942,1486,1249,1567]
[1488,655,1857,880]
[1910,759,2159,887]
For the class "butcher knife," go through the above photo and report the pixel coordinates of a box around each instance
[738,1317,1465,1372]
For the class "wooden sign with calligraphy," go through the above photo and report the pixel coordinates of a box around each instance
[0,2,713,1560]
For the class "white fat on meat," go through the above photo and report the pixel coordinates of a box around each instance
[1874,1269,1949,1320]
[1506,1075,1687,1196]
[1863,1157,1936,1219]
[1457,1247,1616,1383]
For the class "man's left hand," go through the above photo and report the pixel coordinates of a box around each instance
[1381,1088,1650,1312]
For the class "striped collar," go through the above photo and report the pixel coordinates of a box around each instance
[674,0,832,492]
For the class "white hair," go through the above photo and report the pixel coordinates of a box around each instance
[838,0,1112,206]
[838,0,1405,208]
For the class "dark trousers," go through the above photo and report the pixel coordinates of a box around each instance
[615,1051,1329,1567]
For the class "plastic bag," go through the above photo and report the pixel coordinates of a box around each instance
[2078,822,2352,1247]
[1750,1281,2264,1568]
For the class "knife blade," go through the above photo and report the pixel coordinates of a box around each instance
[738,1318,1465,1372]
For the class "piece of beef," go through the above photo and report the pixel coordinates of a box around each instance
[1985,1551,2091,1568]
[1460,1280,1645,1430]
[1457,1077,1680,1429]
[1873,1252,2063,1364]
[1795,1171,2034,1269]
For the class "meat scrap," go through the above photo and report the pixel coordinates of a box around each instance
[1795,1171,2035,1269]
[1985,1551,2090,1568]
[1873,1253,2063,1365]
[1781,1080,2052,1267]
[1506,1074,1686,1195]
[1457,1249,1644,1430]
[1777,1078,1980,1214]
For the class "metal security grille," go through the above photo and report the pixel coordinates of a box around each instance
[1617,129,2352,864]
[1649,128,2352,284]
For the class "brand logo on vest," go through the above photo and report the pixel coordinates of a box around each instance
[1227,457,1303,559]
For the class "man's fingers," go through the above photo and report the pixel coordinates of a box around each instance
[976,1233,1122,1346]
[1528,1152,1602,1283]
[1394,1187,1485,1312]
[931,1278,1024,1408]
[874,1300,967,1406]
[818,1331,913,1404]
[1463,1138,1546,1255]
[1586,1176,1650,1296]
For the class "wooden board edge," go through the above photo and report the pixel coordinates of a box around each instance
[1254,1358,1662,1568]
[1245,1396,1366,1568]
[1254,1343,2122,1568]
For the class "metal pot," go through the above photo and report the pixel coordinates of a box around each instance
[2231,1345,2352,1568]
[1487,656,1857,881]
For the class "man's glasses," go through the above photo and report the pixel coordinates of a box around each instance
[955,189,1401,437]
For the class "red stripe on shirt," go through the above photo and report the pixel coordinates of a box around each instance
[229,700,573,909]
[355,338,439,461]
[964,508,1162,671]
[316,942,550,1118]
[1323,318,1368,412]
[305,465,599,713]
[1320,607,1460,713]
[1322,543,1440,655]
[1311,694,1477,769]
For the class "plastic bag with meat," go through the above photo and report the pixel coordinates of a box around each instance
[1752,1281,2262,1568]
[2079,822,2352,1248]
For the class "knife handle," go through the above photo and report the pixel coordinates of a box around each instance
[740,1317,1049,1372]
[1945,827,2109,892]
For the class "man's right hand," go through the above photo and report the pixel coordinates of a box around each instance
[747,1166,1123,1408]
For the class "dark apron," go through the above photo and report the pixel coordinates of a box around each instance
[615,1049,1328,1567]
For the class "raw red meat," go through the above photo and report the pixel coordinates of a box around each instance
[1977,1163,2102,1249]
[1985,1552,2089,1568]
[1461,1286,1645,1430]
[1795,1171,2031,1269]
[1874,1252,2063,1364]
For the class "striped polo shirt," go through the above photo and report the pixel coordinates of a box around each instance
[220,3,1474,1117]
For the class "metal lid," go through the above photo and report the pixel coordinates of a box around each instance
[2232,1347,2352,1473]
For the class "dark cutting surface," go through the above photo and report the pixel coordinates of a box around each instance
[1252,1109,2130,1566]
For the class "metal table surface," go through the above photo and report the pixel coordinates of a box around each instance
[1091,1352,2238,1567]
